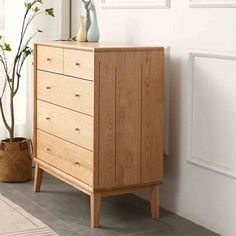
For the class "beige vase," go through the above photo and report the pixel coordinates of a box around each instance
[77,15,87,42]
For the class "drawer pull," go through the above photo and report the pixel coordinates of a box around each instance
[75,128,80,132]
[46,117,51,120]
[47,58,52,62]
[75,94,80,98]
[74,161,80,167]
[46,148,51,152]
[75,62,80,67]
[46,86,51,90]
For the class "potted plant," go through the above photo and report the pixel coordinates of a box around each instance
[0,0,54,182]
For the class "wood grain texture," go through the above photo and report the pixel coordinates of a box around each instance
[97,52,116,187]
[93,54,100,187]
[33,44,38,160]
[35,159,93,195]
[37,70,94,116]
[33,163,43,192]
[37,130,93,186]
[100,185,152,197]
[33,41,164,228]
[37,46,63,73]
[141,51,164,183]
[150,185,160,219]
[37,100,93,151]
[90,192,101,228]
[115,52,144,186]
[64,49,94,80]
[36,41,164,52]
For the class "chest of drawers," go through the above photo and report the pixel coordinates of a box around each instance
[33,41,164,228]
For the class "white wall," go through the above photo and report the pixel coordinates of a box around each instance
[33,0,70,40]
[73,0,236,235]
[0,0,4,35]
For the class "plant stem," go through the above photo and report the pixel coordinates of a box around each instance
[10,92,14,142]
[0,99,10,132]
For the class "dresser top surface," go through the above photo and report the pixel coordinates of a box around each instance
[35,41,164,52]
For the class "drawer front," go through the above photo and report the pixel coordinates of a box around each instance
[37,100,93,151]
[64,49,94,80]
[37,46,63,73]
[37,130,93,185]
[37,71,94,116]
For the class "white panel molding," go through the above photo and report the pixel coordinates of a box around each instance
[190,0,236,8]
[101,0,170,9]
[187,51,236,179]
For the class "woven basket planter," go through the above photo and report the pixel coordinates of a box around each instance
[0,138,32,182]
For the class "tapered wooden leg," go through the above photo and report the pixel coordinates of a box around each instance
[150,185,160,219]
[90,192,101,228]
[34,163,43,192]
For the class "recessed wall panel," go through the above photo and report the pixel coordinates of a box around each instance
[101,0,170,8]
[188,52,236,178]
[190,0,236,8]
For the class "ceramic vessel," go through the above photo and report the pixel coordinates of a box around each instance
[87,2,100,42]
[82,0,92,31]
[77,15,87,42]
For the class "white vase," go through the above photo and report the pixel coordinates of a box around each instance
[77,15,87,42]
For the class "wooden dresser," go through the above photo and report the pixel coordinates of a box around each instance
[33,41,164,228]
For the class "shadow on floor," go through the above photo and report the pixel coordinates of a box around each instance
[0,172,219,236]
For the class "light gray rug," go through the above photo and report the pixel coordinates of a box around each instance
[0,194,58,235]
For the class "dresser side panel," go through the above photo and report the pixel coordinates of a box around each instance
[33,44,38,160]
[141,51,164,183]
[95,52,116,187]
[115,52,144,186]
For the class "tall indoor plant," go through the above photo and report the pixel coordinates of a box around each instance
[0,0,54,182]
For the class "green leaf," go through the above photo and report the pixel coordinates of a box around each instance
[72,36,77,41]
[2,43,12,51]
[24,2,32,10]
[23,46,33,57]
[33,6,40,13]
[45,8,55,17]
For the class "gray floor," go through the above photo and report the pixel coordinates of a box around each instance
[0,171,219,236]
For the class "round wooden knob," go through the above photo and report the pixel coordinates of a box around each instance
[46,86,51,90]
[75,62,80,66]
[47,58,52,62]
[75,94,80,98]
[46,148,51,152]
[75,128,80,132]
[46,117,51,120]
[74,162,80,167]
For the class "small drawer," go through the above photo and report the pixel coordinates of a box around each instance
[37,130,93,185]
[37,100,93,151]
[64,49,94,80]
[37,46,63,73]
[37,71,94,116]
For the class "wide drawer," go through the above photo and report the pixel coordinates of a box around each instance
[37,46,63,73]
[37,130,93,185]
[64,49,94,81]
[37,100,93,151]
[37,71,94,116]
